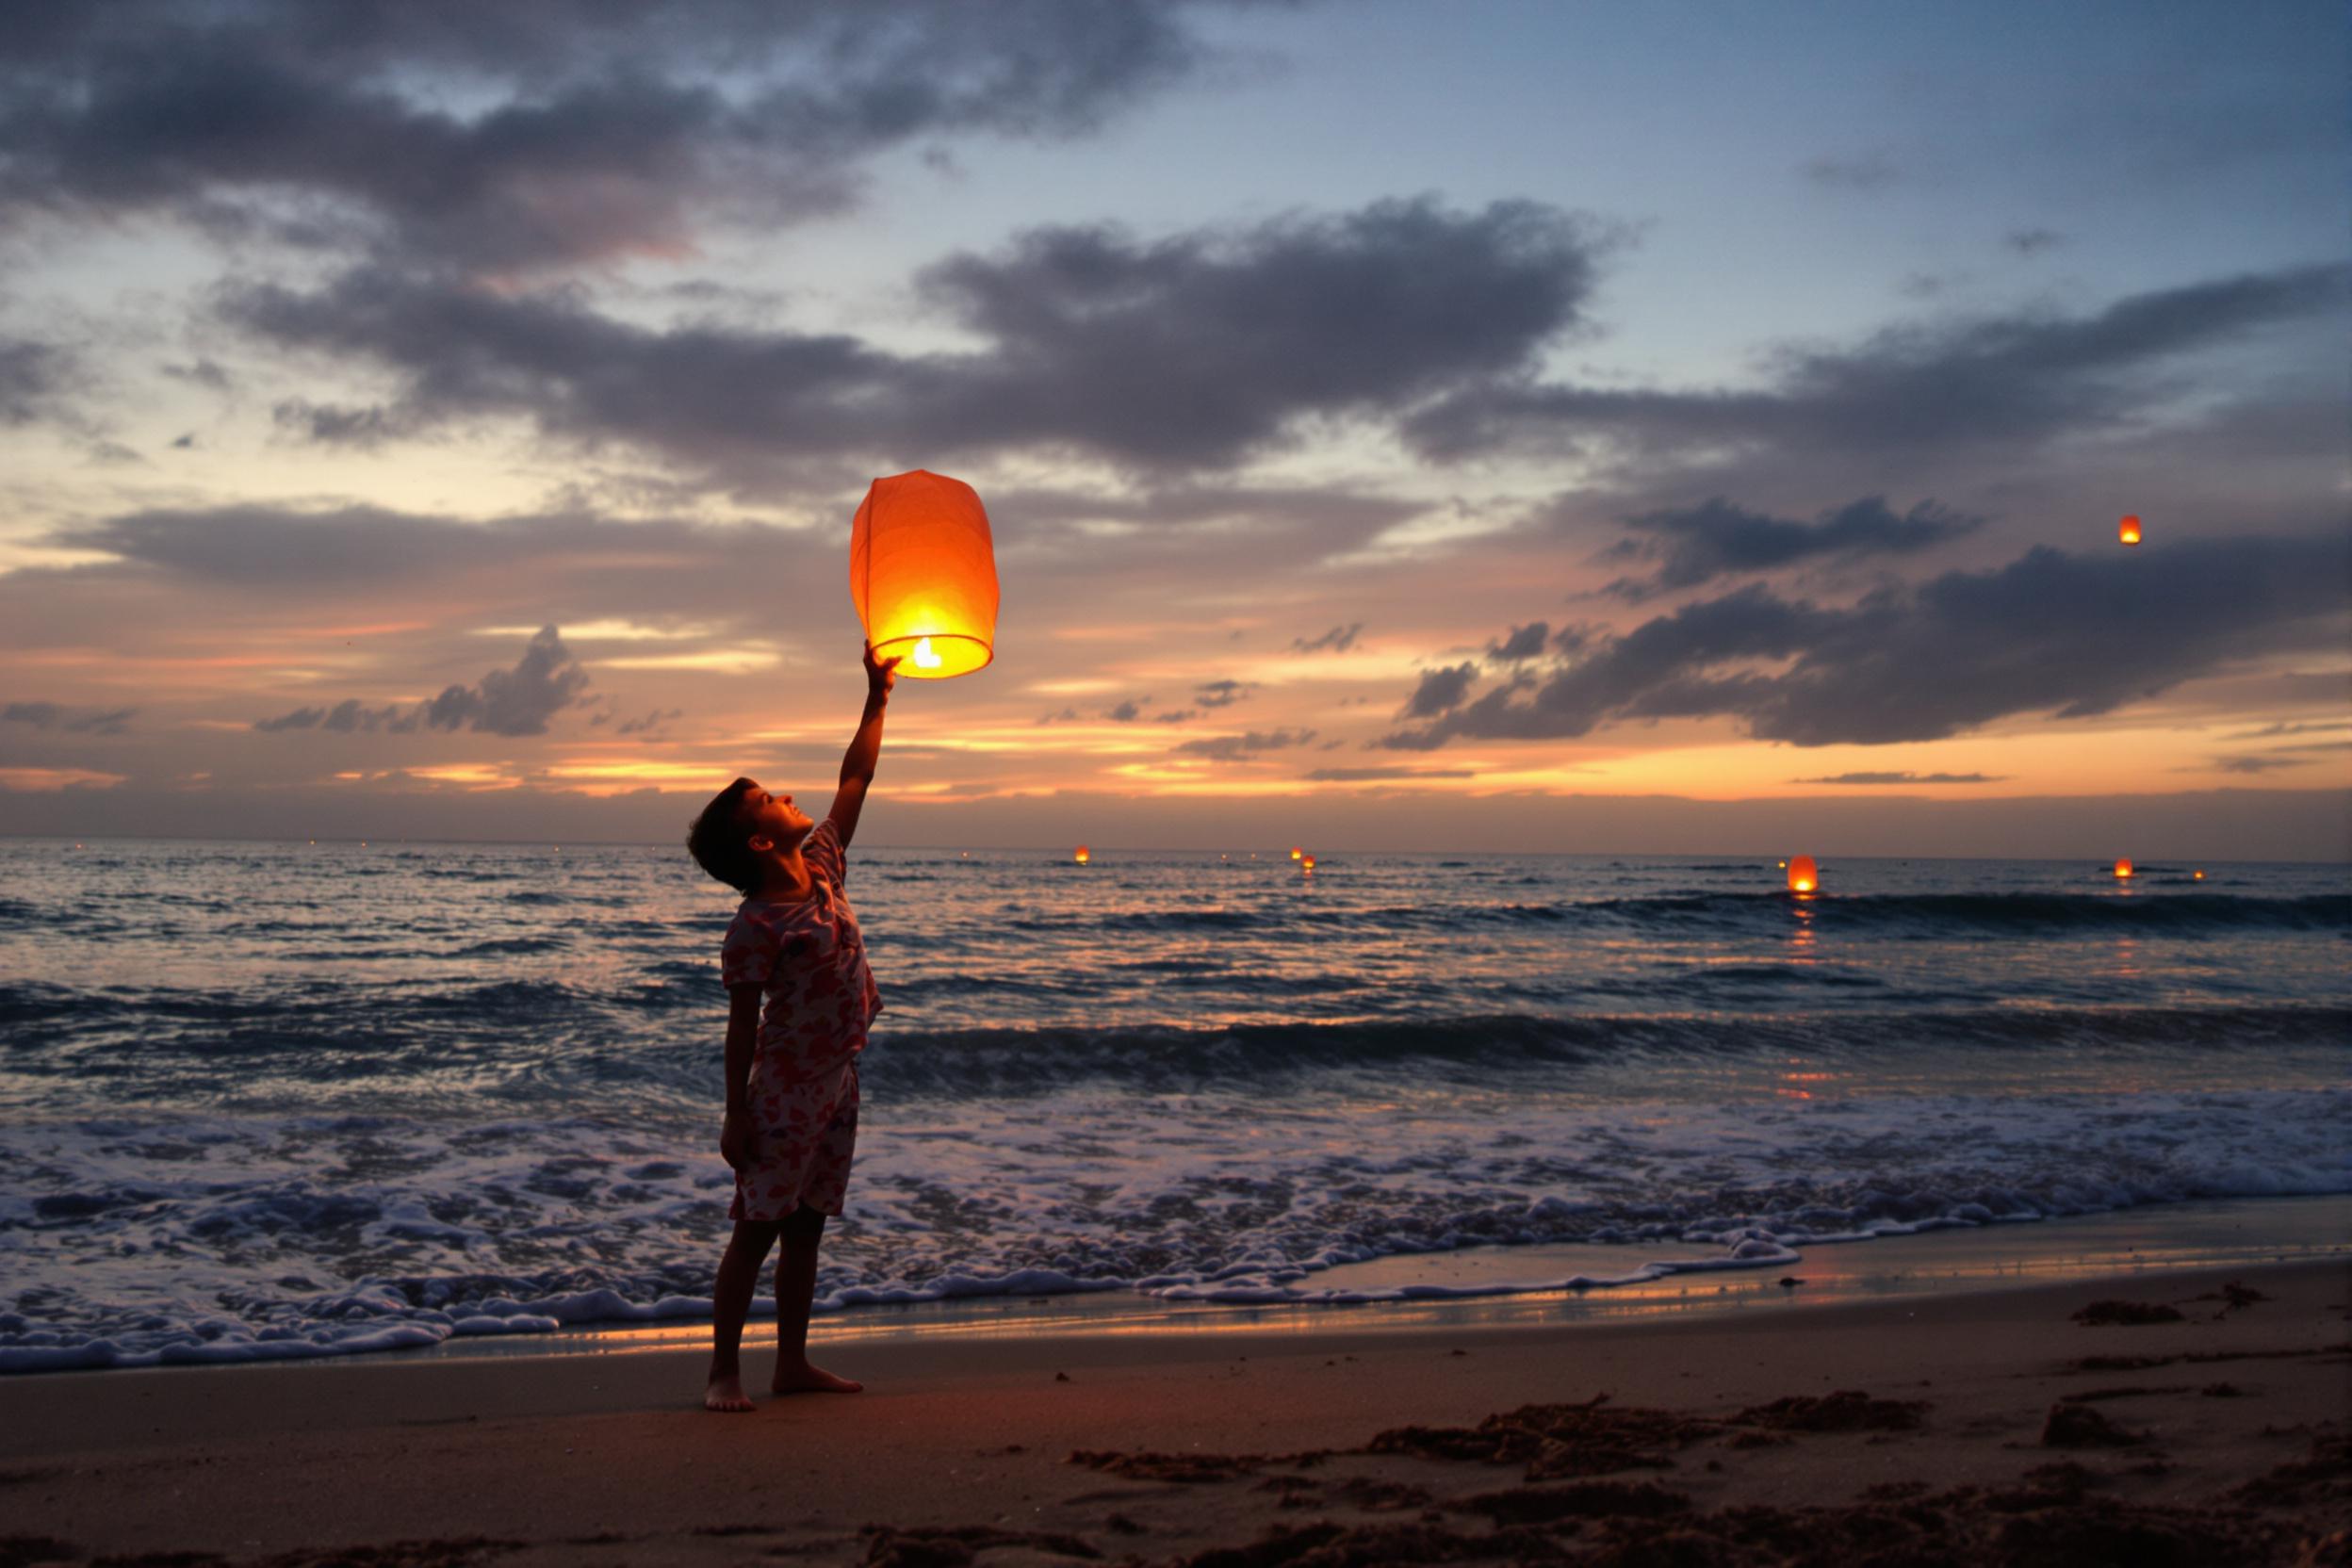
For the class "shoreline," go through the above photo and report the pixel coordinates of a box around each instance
[224,1190,2352,1370]
[5,1254,2345,1564]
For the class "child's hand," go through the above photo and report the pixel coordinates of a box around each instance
[863,642,901,703]
[720,1109,756,1172]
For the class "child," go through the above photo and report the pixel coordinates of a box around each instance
[685,643,898,1412]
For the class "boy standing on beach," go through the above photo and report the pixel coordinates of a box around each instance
[686,644,898,1412]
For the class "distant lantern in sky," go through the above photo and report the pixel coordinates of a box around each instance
[2118,514,2142,547]
[1301,854,1317,874]
[849,469,999,678]
[1073,845,1090,866]
[2193,869,2206,881]
[1290,846,1303,860]
[1787,855,1819,893]
[2114,858,2133,879]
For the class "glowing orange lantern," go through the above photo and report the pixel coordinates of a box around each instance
[1290,846,1303,860]
[1300,854,1316,873]
[2118,515,2141,547]
[1787,855,1818,893]
[2113,858,2133,879]
[1073,845,1090,865]
[850,469,999,678]
[2192,869,2205,881]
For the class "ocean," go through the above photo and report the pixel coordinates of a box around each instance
[2,839,2345,1373]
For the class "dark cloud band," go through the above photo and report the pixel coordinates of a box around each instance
[1384,533,2350,750]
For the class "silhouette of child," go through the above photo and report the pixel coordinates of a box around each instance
[686,643,898,1411]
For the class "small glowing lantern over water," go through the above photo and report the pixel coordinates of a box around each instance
[2118,514,2142,547]
[1301,853,1317,874]
[1787,855,1819,893]
[1073,845,1090,865]
[1290,846,1303,860]
[2114,858,2133,879]
[850,469,999,678]
[2193,869,2205,881]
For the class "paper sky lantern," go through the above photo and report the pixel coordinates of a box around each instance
[1290,846,1303,860]
[1073,845,1090,865]
[2114,858,2133,879]
[850,469,999,678]
[1787,855,1818,893]
[2192,869,2205,881]
[2118,514,2141,547]
[1300,854,1317,873]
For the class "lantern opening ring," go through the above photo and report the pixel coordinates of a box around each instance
[870,631,994,680]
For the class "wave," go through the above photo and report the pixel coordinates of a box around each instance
[855,1004,2352,1097]
[5,1085,2344,1374]
[5,977,2344,1101]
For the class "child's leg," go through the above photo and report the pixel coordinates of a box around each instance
[705,1218,780,1412]
[771,1204,861,1394]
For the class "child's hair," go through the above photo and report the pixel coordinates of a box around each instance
[687,776,760,893]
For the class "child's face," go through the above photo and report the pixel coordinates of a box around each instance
[737,780,813,854]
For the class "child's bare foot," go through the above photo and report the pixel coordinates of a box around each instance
[704,1371,757,1412]
[772,1360,862,1395]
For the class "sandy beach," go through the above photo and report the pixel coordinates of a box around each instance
[5,1255,2345,1566]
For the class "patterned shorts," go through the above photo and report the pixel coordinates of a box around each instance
[730,1061,860,1222]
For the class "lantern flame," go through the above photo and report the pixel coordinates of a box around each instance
[911,637,944,671]
[2118,515,2141,546]
[2114,858,2133,879]
[1787,855,1818,894]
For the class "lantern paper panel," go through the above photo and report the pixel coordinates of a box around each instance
[1787,855,1819,893]
[850,469,1000,679]
[2118,515,2142,546]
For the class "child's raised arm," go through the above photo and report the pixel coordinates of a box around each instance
[826,643,899,849]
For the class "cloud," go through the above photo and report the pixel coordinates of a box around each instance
[1486,622,1549,662]
[2209,755,2311,775]
[2006,228,2066,255]
[254,627,589,738]
[1290,622,1364,654]
[1,701,135,734]
[1304,766,1476,781]
[0,338,72,426]
[253,698,413,735]
[0,1,1234,278]
[1381,533,2349,750]
[1103,697,1147,722]
[614,707,682,736]
[2225,719,2352,741]
[1802,153,1901,189]
[1398,662,1480,719]
[1790,772,2005,785]
[1194,678,1254,707]
[224,198,1605,480]
[1403,263,2352,468]
[1598,496,1984,598]
[1170,727,1315,760]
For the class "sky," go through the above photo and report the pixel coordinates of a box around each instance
[2,0,2346,856]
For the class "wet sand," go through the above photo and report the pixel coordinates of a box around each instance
[4,1256,2346,1565]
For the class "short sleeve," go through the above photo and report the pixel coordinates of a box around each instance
[720,910,778,988]
[805,817,846,887]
